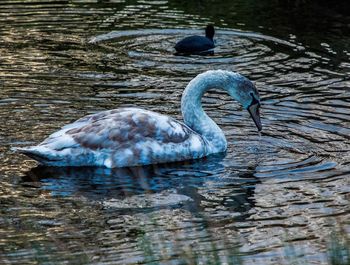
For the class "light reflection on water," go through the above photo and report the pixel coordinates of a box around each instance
[0,1,349,264]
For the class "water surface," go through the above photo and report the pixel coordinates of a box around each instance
[0,1,349,264]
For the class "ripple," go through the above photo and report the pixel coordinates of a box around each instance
[88,28,303,78]
[89,28,301,47]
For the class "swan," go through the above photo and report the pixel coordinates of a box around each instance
[15,70,262,168]
[174,25,215,54]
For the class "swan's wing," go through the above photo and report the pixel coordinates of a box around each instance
[44,108,194,151]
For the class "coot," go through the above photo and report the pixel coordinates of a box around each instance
[175,25,215,54]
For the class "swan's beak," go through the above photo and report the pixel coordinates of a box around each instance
[248,103,262,131]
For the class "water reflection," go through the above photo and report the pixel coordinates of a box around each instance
[21,154,259,220]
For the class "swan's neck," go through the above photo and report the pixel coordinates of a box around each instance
[181,71,238,153]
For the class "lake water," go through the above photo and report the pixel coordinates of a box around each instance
[0,1,349,264]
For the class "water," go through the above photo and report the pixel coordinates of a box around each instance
[0,1,349,264]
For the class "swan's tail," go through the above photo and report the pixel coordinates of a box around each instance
[12,146,61,165]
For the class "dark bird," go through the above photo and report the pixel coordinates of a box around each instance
[175,25,215,55]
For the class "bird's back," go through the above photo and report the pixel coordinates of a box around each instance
[175,36,214,54]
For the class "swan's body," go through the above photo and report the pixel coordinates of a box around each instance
[16,70,262,168]
[19,108,210,168]
[175,25,215,54]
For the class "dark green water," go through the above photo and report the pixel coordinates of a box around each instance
[0,1,349,264]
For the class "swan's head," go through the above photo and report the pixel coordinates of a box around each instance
[182,70,262,132]
[226,73,262,131]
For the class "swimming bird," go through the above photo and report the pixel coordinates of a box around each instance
[15,70,262,168]
[175,25,215,54]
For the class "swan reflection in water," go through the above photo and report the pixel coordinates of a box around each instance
[22,154,260,219]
